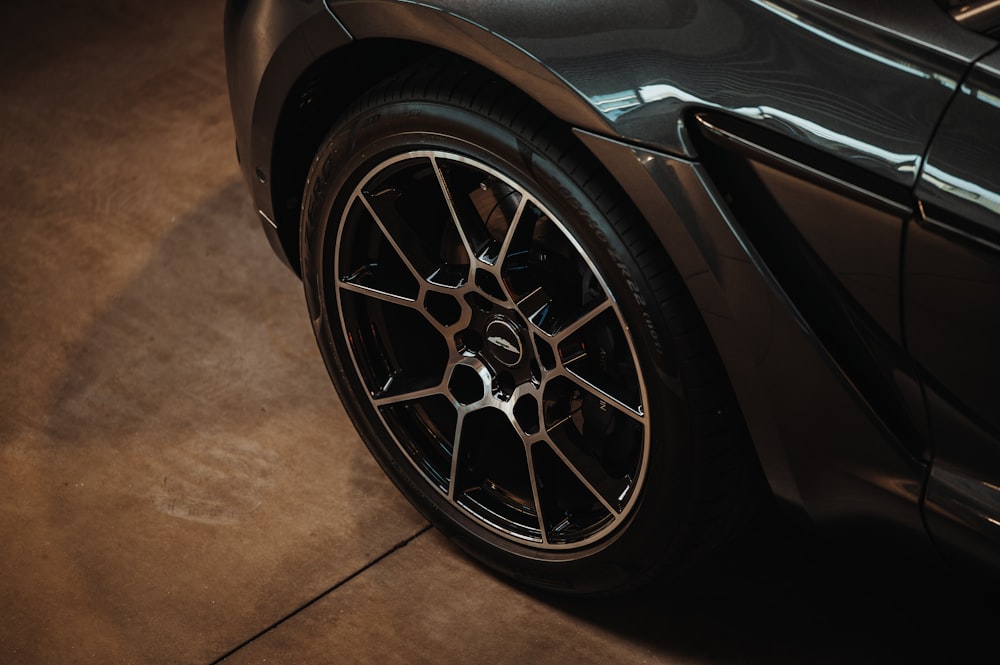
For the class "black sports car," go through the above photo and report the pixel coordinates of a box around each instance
[225,0,1000,594]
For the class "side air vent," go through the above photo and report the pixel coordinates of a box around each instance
[690,111,929,460]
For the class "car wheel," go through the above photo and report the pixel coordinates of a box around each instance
[300,62,761,595]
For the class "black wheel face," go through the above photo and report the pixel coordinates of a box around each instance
[332,150,650,550]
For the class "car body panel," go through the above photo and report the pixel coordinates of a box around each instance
[225,0,354,269]
[331,0,990,183]
[910,47,1000,571]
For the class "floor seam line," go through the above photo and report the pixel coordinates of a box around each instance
[206,523,432,664]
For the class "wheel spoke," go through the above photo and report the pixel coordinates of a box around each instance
[494,196,530,269]
[558,369,645,423]
[447,409,467,500]
[338,277,421,309]
[377,392,458,494]
[360,187,445,285]
[551,303,644,419]
[524,439,550,546]
[538,433,620,517]
[502,206,608,334]
[515,286,554,328]
[337,287,451,407]
[432,156,479,265]
[373,383,448,407]
[549,299,613,344]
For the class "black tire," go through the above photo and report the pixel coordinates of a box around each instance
[301,60,761,595]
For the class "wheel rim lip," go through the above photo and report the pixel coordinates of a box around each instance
[331,148,651,553]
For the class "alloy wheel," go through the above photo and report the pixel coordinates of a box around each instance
[333,150,650,550]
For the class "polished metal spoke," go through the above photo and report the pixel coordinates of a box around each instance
[558,369,645,423]
[494,195,530,269]
[514,285,552,324]
[359,189,437,286]
[538,434,620,517]
[446,408,468,501]
[548,299,613,344]
[432,156,478,265]
[524,438,550,546]
[372,383,448,408]
[338,278,421,309]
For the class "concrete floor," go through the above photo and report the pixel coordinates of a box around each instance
[2,1,999,663]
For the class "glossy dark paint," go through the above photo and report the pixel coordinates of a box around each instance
[225,0,1000,576]
[911,48,1000,435]
[751,160,906,343]
[908,46,1000,572]
[333,0,990,180]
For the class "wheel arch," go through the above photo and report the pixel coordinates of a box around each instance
[267,39,436,274]
[262,2,619,275]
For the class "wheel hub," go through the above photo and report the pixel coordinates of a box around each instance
[484,317,522,367]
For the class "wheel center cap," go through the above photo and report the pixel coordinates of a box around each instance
[484,318,523,367]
